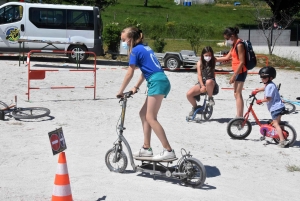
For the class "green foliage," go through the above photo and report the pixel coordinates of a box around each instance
[152,37,167,53]
[123,17,142,29]
[103,22,121,52]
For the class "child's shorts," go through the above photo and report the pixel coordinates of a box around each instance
[235,71,247,82]
[271,107,285,120]
[147,72,171,98]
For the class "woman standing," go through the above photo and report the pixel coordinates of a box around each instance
[217,27,247,117]
[116,27,176,161]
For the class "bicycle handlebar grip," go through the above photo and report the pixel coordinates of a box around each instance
[251,90,257,96]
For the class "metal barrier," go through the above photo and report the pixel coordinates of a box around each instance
[26,50,97,101]
[256,55,269,66]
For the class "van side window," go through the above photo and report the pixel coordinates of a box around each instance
[0,5,23,24]
[29,8,66,29]
[67,10,94,30]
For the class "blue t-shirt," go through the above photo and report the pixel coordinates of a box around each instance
[129,44,163,80]
[264,82,284,112]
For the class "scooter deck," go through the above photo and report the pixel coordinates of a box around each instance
[133,156,178,162]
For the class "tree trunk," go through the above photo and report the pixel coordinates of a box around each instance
[144,0,148,7]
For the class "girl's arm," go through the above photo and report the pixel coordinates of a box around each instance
[117,65,135,96]
[229,43,246,84]
[196,60,204,87]
[131,73,145,93]
[215,50,232,62]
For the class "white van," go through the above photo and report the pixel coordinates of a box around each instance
[0,2,104,62]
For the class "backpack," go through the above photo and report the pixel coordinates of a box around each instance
[236,40,257,70]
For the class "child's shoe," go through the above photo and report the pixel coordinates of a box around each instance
[133,147,153,157]
[278,140,289,148]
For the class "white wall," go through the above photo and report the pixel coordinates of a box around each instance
[239,29,291,46]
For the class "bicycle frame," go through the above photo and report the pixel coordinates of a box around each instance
[113,92,136,171]
[243,94,262,127]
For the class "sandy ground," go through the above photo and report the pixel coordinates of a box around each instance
[0,57,300,201]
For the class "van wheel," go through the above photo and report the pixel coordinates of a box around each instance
[68,45,88,63]
[164,55,181,71]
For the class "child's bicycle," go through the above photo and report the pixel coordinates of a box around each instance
[0,96,50,120]
[105,91,207,188]
[226,91,297,147]
[186,92,213,123]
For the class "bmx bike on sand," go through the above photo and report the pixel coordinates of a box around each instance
[227,90,297,147]
[186,92,213,123]
[0,96,50,120]
[105,91,207,188]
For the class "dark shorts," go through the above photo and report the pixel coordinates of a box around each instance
[196,78,216,87]
[235,71,247,82]
[271,107,285,120]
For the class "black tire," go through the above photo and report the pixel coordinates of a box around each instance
[68,45,88,63]
[273,122,297,146]
[105,148,128,173]
[164,55,181,71]
[283,102,296,114]
[11,107,50,119]
[0,101,9,110]
[203,105,213,120]
[227,118,252,139]
[178,157,206,188]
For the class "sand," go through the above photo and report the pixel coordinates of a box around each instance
[0,57,299,201]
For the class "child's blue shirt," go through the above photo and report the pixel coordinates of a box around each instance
[129,44,163,81]
[264,82,284,112]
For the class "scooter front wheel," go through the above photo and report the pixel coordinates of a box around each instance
[105,148,128,173]
[227,118,252,139]
[178,157,206,188]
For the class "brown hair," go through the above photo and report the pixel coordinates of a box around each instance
[121,27,144,53]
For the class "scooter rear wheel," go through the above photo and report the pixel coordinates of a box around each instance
[178,157,206,187]
[105,148,128,173]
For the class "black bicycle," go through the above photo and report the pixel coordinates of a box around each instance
[0,96,50,120]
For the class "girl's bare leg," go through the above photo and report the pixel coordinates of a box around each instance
[205,79,215,97]
[234,81,245,117]
[143,95,172,150]
[186,84,204,108]
[139,98,151,148]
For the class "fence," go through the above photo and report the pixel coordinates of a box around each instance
[26,50,97,101]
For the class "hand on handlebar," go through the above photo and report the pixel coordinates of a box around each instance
[256,99,263,105]
[251,90,258,96]
[116,91,134,99]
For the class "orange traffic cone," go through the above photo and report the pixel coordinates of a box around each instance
[52,152,73,201]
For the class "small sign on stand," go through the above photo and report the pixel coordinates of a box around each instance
[48,127,67,155]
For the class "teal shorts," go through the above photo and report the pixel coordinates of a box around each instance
[147,72,171,98]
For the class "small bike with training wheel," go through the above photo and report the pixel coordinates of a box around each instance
[186,92,213,123]
[105,91,207,188]
[0,96,50,120]
[226,91,297,146]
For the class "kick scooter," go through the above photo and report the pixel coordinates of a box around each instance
[105,91,207,187]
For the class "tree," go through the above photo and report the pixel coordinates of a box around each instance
[250,0,297,55]
[263,0,300,22]
[144,0,148,7]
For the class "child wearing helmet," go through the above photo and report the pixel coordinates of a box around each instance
[253,66,288,148]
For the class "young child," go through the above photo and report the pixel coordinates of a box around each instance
[186,46,216,116]
[253,66,288,148]
[117,27,176,160]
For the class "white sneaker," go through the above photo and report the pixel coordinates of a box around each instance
[152,148,176,161]
[133,147,153,157]
[208,97,215,106]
